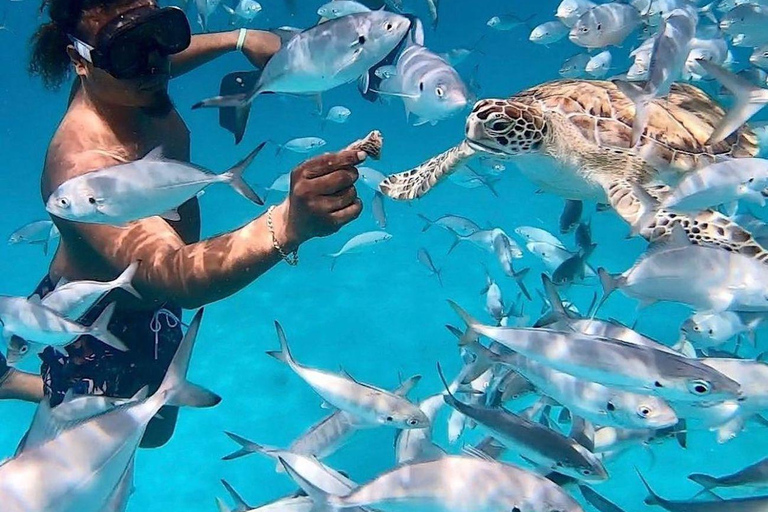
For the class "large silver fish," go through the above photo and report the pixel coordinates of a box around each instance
[450,302,742,403]
[0,309,219,512]
[281,455,585,512]
[194,12,411,140]
[569,3,642,48]
[46,145,265,225]
[267,322,428,429]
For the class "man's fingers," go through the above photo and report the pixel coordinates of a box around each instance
[329,198,363,225]
[324,186,358,212]
[310,167,359,195]
[301,150,366,179]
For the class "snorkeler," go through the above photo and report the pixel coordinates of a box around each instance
[24,0,364,447]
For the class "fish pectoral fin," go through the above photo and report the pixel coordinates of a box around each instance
[320,401,335,410]
[160,209,181,222]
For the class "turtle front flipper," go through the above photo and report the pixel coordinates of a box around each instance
[602,178,768,262]
[379,140,477,200]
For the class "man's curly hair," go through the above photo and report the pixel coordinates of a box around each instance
[29,0,126,90]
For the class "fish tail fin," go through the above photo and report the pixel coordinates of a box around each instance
[113,260,142,299]
[222,431,272,460]
[89,302,129,352]
[596,268,622,317]
[220,479,253,511]
[698,59,768,144]
[446,228,462,255]
[541,273,569,319]
[278,456,338,512]
[688,473,720,490]
[215,498,232,512]
[635,469,664,507]
[447,300,481,345]
[417,213,433,232]
[223,142,267,206]
[266,321,297,366]
[614,80,650,147]
[512,266,531,301]
[158,309,221,408]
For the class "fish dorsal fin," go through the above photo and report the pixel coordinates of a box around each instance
[394,375,422,397]
[220,479,253,511]
[645,223,691,256]
[570,416,595,452]
[131,386,150,401]
[541,273,571,320]
[408,15,425,46]
[28,294,42,305]
[143,146,165,161]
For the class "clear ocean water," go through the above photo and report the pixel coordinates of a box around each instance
[2,0,768,510]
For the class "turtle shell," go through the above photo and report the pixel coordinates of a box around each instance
[510,79,758,172]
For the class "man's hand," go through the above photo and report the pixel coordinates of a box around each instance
[273,150,366,251]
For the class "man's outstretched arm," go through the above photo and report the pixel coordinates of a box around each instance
[169,29,281,77]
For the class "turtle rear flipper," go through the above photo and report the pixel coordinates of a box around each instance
[380,140,476,200]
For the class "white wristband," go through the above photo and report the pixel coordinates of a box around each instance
[236,28,248,52]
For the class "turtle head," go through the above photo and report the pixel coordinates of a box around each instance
[465,99,548,157]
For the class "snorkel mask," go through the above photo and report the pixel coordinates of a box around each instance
[69,5,191,80]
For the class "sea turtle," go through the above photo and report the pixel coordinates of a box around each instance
[379,79,768,261]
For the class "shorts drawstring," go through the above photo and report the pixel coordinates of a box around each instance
[149,308,183,360]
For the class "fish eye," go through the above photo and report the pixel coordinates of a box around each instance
[19,345,28,354]
[638,405,652,417]
[58,197,70,208]
[693,325,700,331]
[358,35,366,45]
[384,22,393,31]
[688,379,711,395]
[580,468,593,476]
[606,401,616,412]
[87,196,97,204]
[436,86,444,97]
[580,26,588,33]
[708,329,714,336]
[467,352,477,362]
[385,416,394,422]
[748,177,755,183]
[407,418,418,426]
[763,52,768,58]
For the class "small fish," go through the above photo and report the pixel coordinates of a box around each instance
[450,228,523,258]
[683,36,729,81]
[267,322,427,428]
[394,394,446,464]
[720,3,768,37]
[681,311,763,349]
[448,166,500,194]
[569,3,642,48]
[556,0,597,27]
[358,166,387,191]
[638,471,768,512]
[196,0,221,31]
[328,231,392,269]
[324,106,352,125]
[559,53,592,78]
[417,248,442,285]
[483,271,505,323]
[689,455,768,491]
[663,158,768,212]
[529,21,570,45]
[317,0,371,19]
[372,191,387,229]
[552,243,596,286]
[515,226,568,250]
[418,213,481,237]
[438,47,476,67]
[493,232,531,300]
[223,0,261,24]
[46,145,264,225]
[278,137,327,154]
[559,199,583,233]
[698,59,768,145]
[487,14,534,31]
[586,50,612,78]
[264,172,291,199]
[575,221,592,252]
[8,220,60,255]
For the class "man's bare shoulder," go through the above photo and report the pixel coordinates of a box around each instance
[43,106,127,198]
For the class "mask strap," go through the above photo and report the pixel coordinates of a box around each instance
[68,35,94,63]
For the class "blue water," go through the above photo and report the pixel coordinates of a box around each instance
[2,0,768,510]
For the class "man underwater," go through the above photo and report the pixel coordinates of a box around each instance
[4,0,366,448]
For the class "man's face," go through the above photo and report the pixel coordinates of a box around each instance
[72,0,173,113]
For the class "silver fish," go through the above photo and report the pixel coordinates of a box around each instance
[451,228,522,258]
[46,145,264,225]
[638,471,768,512]
[681,311,763,349]
[417,248,442,285]
[285,455,585,512]
[617,8,697,145]
[557,0,597,27]
[328,231,392,269]
[487,14,534,31]
[559,52,592,78]
[663,158,768,211]
[267,322,428,428]
[377,29,468,126]
[193,11,411,121]
[0,309,218,512]
[450,302,742,402]
[569,3,642,48]
[751,44,768,70]
[515,226,567,250]
[317,1,371,19]
[689,456,768,491]
[419,214,481,237]
[8,220,60,255]
[223,0,261,24]
[586,50,612,78]
[195,0,221,31]
[324,106,352,124]
[279,137,326,154]
[529,21,570,44]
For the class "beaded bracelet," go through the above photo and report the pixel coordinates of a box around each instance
[267,206,298,266]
